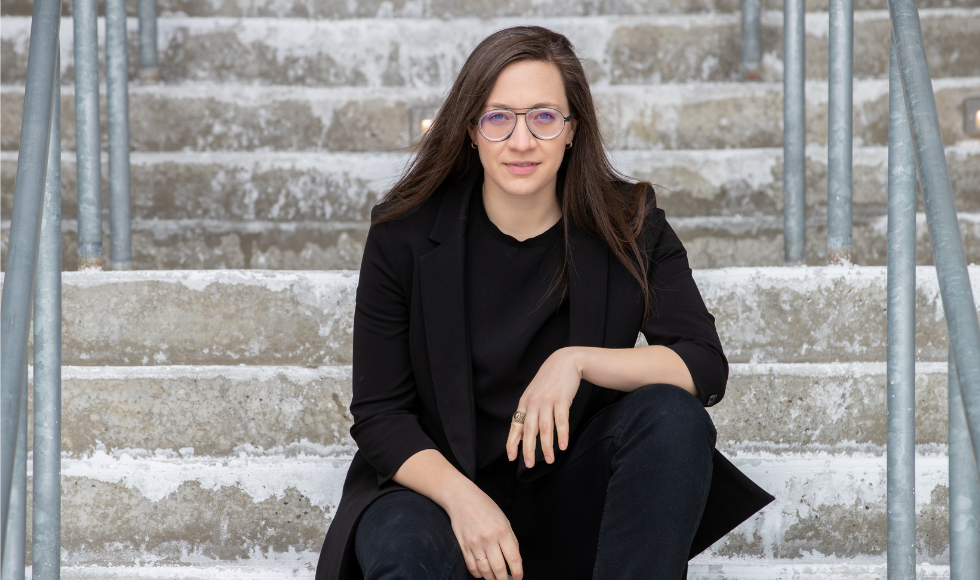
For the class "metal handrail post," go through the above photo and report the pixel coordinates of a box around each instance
[889,0,980,467]
[139,0,160,82]
[1,378,28,580]
[828,0,854,265]
[885,34,917,580]
[783,0,806,264]
[32,51,63,580]
[73,0,103,270]
[106,0,133,269]
[741,0,761,80]
[0,0,62,552]
[949,350,980,579]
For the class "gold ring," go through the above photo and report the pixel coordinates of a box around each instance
[476,557,488,561]
[512,411,526,424]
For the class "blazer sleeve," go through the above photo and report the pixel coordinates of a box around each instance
[641,204,729,407]
[348,221,438,485]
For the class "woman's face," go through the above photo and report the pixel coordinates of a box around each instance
[469,60,576,201]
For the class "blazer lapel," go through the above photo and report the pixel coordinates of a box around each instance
[418,175,479,479]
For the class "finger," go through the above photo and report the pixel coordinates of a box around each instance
[555,403,570,451]
[506,419,523,462]
[501,534,524,580]
[486,546,510,580]
[462,549,482,578]
[523,409,539,468]
[539,409,555,464]
[476,554,494,580]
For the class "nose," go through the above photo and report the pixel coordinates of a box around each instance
[507,116,536,152]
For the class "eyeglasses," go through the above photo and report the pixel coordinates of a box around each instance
[471,108,574,142]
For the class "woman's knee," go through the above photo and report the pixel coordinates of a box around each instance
[355,491,464,580]
[620,384,716,448]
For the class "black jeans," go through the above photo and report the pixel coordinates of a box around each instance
[354,384,716,580]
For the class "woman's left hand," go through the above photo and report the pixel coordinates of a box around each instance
[505,347,584,468]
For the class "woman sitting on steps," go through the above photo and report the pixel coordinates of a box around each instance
[316,25,773,580]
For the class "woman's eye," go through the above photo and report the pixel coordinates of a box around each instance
[487,113,509,123]
[533,112,556,123]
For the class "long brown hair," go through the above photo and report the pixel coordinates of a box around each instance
[374,26,655,314]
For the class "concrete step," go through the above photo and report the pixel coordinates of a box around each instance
[3,79,979,152]
[3,11,978,86]
[5,145,978,222]
[22,362,950,458]
[2,0,976,18]
[4,212,980,271]
[0,267,974,365]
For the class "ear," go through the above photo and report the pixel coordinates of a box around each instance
[566,117,577,146]
[467,122,480,148]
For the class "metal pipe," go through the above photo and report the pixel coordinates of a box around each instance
[1,0,62,551]
[783,0,806,264]
[73,0,103,270]
[950,349,980,580]
[741,0,761,81]
[138,0,160,82]
[827,0,854,265]
[32,52,63,580]
[106,0,133,270]
[889,0,980,467]
[885,34,917,580]
[1,377,28,580]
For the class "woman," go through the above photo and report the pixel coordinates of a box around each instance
[316,26,772,580]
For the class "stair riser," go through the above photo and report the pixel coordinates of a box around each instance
[5,147,978,221]
[15,454,952,565]
[2,13,978,86]
[2,0,973,18]
[0,268,974,365]
[3,80,977,152]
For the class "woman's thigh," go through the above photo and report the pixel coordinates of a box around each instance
[354,490,469,580]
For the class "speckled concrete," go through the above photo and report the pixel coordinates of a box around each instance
[3,79,979,153]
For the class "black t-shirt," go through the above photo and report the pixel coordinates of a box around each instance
[465,184,570,471]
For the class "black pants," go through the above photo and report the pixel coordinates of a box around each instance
[354,384,716,580]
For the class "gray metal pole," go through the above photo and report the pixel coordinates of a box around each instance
[949,350,980,580]
[889,0,980,467]
[106,0,133,270]
[138,0,160,82]
[32,53,63,580]
[1,378,28,580]
[741,0,761,81]
[73,0,103,270]
[827,0,854,265]
[1,0,62,551]
[885,34,917,580]
[783,0,806,264]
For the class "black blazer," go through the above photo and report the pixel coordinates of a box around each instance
[315,173,773,580]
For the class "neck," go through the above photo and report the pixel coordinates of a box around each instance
[481,179,562,242]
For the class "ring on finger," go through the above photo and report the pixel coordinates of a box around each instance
[511,411,526,424]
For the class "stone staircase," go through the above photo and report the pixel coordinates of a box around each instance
[2,0,980,577]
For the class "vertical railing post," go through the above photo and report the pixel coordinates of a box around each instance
[827,0,854,265]
[885,34,917,580]
[741,0,761,80]
[1,0,62,555]
[32,50,63,580]
[1,378,28,580]
[106,0,133,269]
[73,0,103,270]
[949,349,980,580]
[889,0,980,469]
[783,0,806,264]
[138,0,160,82]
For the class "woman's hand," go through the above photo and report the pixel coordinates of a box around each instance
[445,486,523,580]
[506,347,584,468]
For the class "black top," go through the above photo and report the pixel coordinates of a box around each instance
[465,185,570,470]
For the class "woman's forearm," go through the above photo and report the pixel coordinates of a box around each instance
[392,448,482,511]
[572,345,697,397]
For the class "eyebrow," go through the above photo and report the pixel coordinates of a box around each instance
[486,102,564,110]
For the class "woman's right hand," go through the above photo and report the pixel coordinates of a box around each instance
[445,486,524,580]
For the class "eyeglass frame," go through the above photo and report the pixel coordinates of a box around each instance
[470,107,575,142]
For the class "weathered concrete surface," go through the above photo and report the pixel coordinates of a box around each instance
[28,366,354,456]
[0,267,975,365]
[4,145,979,221]
[2,12,978,85]
[3,0,976,18]
[4,79,979,152]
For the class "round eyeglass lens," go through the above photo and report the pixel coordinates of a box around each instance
[526,109,563,139]
[479,110,517,141]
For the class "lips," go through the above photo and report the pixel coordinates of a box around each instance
[505,162,539,175]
